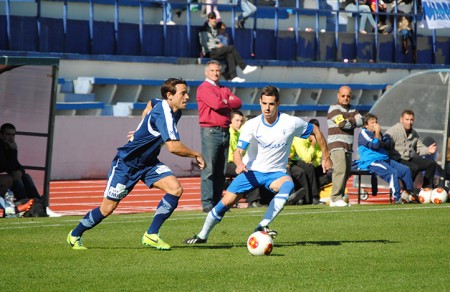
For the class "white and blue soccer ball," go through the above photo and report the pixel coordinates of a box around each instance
[431,188,448,204]
[247,231,273,256]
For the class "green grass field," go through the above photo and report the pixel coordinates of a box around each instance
[1,204,449,291]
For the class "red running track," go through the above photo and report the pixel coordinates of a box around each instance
[47,176,392,216]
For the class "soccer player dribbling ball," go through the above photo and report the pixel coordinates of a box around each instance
[67,78,205,250]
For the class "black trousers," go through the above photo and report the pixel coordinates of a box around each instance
[398,156,437,188]
[290,160,322,204]
[210,45,246,80]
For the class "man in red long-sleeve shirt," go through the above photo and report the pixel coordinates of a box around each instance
[197,60,242,212]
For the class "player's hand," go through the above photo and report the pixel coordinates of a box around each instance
[196,155,206,170]
[428,143,437,154]
[322,156,333,173]
[235,163,248,174]
[127,131,135,141]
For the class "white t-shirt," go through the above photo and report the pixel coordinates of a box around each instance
[237,113,312,173]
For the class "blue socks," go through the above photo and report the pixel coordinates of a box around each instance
[258,180,294,227]
[72,207,105,237]
[147,193,179,234]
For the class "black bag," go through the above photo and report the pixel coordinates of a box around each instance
[17,199,48,217]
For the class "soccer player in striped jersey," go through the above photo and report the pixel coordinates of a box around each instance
[184,85,332,244]
[67,78,205,250]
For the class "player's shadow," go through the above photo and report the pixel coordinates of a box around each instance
[175,239,396,250]
[276,239,397,247]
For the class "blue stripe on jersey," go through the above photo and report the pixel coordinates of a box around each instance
[300,123,314,139]
[116,99,182,168]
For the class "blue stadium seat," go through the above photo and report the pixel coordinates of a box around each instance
[297,31,316,61]
[9,16,38,51]
[92,21,115,55]
[434,36,450,65]
[189,25,202,58]
[318,32,336,61]
[142,25,164,56]
[0,15,7,50]
[338,32,356,61]
[254,29,275,60]
[117,23,140,56]
[65,19,91,54]
[276,30,296,61]
[233,29,253,60]
[39,17,64,53]
[356,33,375,62]
[416,35,433,64]
[377,33,394,63]
[164,25,190,57]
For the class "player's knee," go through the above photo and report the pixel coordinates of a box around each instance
[168,184,183,197]
[279,180,295,195]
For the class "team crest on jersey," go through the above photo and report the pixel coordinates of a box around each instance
[107,183,128,200]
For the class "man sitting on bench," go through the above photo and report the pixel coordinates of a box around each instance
[355,113,416,204]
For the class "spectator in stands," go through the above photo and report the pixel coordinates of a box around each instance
[356,113,415,204]
[327,86,363,207]
[0,123,52,216]
[398,15,416,58]
[216,21,229,46]
[184,85,332,245]
[67,78,205,250]
[288,119,327,205]
[197,60,242,213]
[160,1,176,25]
[199,12,257,83]
[235,0,257,29]
[225,110,265,208]
[385,109,437,189]
[344,0,377,34]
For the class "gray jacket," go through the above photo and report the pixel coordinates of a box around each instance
[384,122,429,160]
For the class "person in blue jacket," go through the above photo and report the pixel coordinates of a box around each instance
[356,113,415,204]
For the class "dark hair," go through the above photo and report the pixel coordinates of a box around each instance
[363,113,378,125]
[216,21,226,30]
[308,118,320,127]
[260,85,280,102]
[207,12,216,19]
[0,123,15,134]
[160,78,186,100]
[401,109,414,117]
[231,110,244,119]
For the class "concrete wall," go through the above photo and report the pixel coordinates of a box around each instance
[51,115,202,180]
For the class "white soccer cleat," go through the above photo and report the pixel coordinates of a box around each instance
[46,207,62,217]
[230,77,245,83]
[242,65,257,75]
[329,199,349,207]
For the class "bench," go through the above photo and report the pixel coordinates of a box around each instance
[350,169,393,205]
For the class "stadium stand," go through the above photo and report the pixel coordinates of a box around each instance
[57,77,386,116]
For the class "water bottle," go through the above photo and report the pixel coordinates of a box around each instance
[4,190,15,216]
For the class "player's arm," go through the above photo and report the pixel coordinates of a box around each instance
[311,125,332,173]
[142,100,153,119]
[165,140,205,169]
[233,147,247,174]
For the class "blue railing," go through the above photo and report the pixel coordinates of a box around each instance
[0,0,447,64]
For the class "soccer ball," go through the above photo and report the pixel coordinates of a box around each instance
[247,231,273,256]
[431,188,448,204]
[418,188,432,204]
